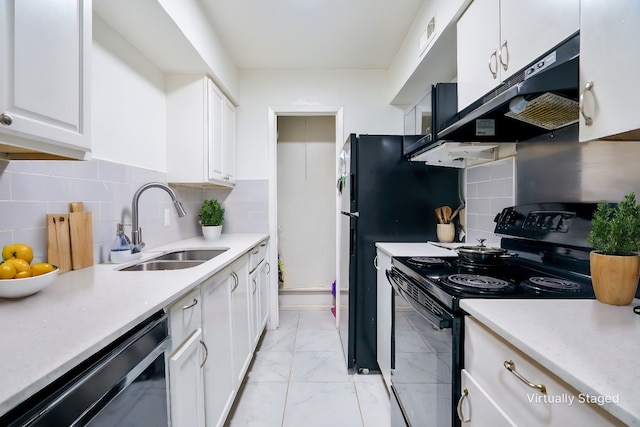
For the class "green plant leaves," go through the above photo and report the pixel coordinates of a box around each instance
[199,199,225,226]
[588,192,640,255]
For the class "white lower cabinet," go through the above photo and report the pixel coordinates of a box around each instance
[167,288,205,427]
[258,260,270,331]
[169,329,206,427]
[229,257,252,387]
[202,267,235,427]
[463,317,624,426]
[168,245,269,427]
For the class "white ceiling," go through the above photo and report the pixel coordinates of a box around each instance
[198,0,425,70]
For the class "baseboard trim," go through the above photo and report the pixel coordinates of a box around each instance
[278,287,334,310]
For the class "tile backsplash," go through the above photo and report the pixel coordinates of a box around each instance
[465,157,515,245]
[0,159,268,264]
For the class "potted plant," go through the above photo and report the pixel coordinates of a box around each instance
[588,192,640,305]
[199,199,225,240]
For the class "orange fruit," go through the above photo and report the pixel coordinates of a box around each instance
[6,258,31,277]
[32,263,55,276]
[0,262,16,279]
[2,244,34,264]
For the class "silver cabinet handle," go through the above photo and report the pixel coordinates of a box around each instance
[488,50,498,79]
[579,81,594,127]
[265,262,271,274]
[498,40,509,71]
[457,388,471,423]
[252,278,257,294]
[200,340,209,368]
[0,113,13,126]
[373,255,379,270]
[504,360,547,395]
[230,272,239,293]
[182,298,198,310]
[259,242,267,247]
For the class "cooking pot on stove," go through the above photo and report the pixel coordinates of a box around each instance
[456,239,516,264]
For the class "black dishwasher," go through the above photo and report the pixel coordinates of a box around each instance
[0,310,170,427]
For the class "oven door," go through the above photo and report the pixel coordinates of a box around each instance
[386,268,458,427]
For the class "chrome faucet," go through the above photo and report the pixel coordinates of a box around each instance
[131,182,187,249]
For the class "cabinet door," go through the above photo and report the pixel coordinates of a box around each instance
[259,261,270,330]
[456,0,500,111]
[208,80,224,182]
[202,271,235,427]
[222,97,236,184]
[230,258,252,387]
[459,369,517,426]
[375,249,392,390]
[169,329,206,427]
[249,267,260,351]
[0,0,91,158]
[500,0,579,80]
[579,0,640,142]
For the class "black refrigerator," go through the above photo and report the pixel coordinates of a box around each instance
[338,134,459,373]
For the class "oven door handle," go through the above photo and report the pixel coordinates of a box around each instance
[386,269,452,330]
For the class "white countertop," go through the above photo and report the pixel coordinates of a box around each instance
[375,241,462,258]
[0,233,268,417]
[461,298,640,426]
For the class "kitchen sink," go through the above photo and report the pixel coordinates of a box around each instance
[151,249,228,261]
[119,248,229,271]
[120,260,206,271]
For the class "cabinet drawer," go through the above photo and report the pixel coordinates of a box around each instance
[464,317,623,426]
[249,241,267,272]
[168,288,202,348]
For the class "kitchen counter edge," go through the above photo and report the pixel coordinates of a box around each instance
[461,298,640,426]
[0,233,268,418]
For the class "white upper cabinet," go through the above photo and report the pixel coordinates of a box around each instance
[0,0,91,159]
[166,75,236,187]
[456,0,579,111]
[579,0,640,142]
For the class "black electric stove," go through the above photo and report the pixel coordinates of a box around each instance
[392,251,595,312]
[388,203,601,427]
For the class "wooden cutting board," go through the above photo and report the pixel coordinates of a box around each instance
[47,214,72,273]
[69,202,94,270]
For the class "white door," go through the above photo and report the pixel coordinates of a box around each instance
[169,329,206,427]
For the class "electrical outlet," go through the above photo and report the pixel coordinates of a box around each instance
[164,208,170,226]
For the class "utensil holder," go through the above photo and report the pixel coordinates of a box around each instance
[437,223,455,243]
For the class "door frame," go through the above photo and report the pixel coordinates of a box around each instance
[267,106,344,329]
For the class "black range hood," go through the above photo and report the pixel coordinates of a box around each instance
[438,32,580,143]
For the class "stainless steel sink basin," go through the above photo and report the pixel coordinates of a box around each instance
[118,248,229,271]
[120,260,206,271]
[151,249,228,261]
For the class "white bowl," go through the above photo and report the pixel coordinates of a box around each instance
[0,267,60,299]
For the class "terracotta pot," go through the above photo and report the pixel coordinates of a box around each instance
[590,251,640,306]
[202,225,222,240]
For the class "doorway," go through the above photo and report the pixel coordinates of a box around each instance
[276,116,336,300]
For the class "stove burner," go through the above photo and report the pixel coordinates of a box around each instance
[444,274,513,294]
[523,276,583,293]
[407,257,449,267]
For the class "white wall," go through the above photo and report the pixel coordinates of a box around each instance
[236,69,404,179]
[91,15,167,171]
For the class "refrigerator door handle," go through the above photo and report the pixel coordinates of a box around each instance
[341,211,360,218]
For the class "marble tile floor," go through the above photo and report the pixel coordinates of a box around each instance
[225,309,390,427]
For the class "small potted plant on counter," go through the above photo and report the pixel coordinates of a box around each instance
[588,192,640,305]
[200,199,225,240]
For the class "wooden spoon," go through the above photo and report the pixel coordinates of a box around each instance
[442,206,452,224]
[435,207,444,224]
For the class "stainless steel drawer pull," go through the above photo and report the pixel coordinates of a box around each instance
[504,360,547,395]
[456,388,471,423]
[579,81,594,126]
[200,340,209,368]
[182,298,198,310]
[498,40,509,71]
[488,50,498,79]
